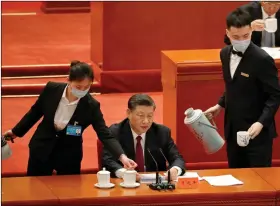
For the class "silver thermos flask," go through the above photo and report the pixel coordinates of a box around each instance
[1,135,12,160]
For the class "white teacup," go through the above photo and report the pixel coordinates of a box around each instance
[265,18,277,33]
[237,131,251,147]
[97,167,110,186]
[123,170,137,186]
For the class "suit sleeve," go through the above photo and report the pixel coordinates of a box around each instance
[257,56,280,128]
[12,82,49,137]
[101,125,123,176]
[218,92,226,108]
[102,147,123,177]
[163,128,186,174]
[218,50,226,108]
[91,103,124,159]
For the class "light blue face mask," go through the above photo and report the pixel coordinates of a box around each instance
[71,86,90,98]
[231,39,251,53]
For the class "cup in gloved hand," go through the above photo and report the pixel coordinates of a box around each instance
[237,131,251,147]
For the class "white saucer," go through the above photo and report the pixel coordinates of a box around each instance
[120,182,140,188]
[94,183,115,189]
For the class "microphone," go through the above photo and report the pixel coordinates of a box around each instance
[159,148,170,168]
[159,148,175,190]
[159,148,170,183]
[167,170,171,183]
[1,136,12,160]
[147,148,175,191]
[147,148,160,184]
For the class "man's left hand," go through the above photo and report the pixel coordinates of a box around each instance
[169,167,178,181]
[248,122,263,139]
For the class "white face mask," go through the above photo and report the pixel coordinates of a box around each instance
[231,39,251,53]
[71,86,90,98]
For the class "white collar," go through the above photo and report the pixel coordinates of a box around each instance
[130,127,146,141]
[262,7,276,19]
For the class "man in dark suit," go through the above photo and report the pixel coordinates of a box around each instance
[224,1,280,47]
[102,94,186,181]
[205,8,280,168]
[3,61,137,176]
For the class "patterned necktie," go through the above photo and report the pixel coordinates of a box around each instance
[263,17,273,47]
[135,136,144,172]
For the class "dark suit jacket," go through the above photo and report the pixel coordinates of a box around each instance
[12,82,124,162]
[218,43,280,141]
[102,119,186,176]
[224,1,280,47]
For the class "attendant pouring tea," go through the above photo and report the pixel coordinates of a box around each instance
[205,8,280,168]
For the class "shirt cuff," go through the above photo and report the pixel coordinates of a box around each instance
[115,168,127,178]
[118,154,126,161]
[171,166,182,176]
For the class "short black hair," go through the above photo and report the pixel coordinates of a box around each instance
[226,8,252,29]
[69,60,94,82]
[128,94,156,111]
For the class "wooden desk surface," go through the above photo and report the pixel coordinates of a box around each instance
[2,176,59,206]
[253,167,280,205]
[36,168,276,206]
[162,49,221,64]
[162,49,280,65]
[253,167,280,191]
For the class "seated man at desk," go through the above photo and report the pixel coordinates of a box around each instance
[224,1,280,47]
[102,94,186,181]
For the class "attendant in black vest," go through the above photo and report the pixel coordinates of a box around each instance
[224,1,280,47]
[205,8,280,168]
[3,61,137,176]
[102,94,185,181]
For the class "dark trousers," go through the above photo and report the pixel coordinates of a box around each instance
[27,133,82,176]
[226,132,273,168]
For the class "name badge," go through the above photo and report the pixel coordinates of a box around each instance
[66,125,82,136]
[241,72,249,77]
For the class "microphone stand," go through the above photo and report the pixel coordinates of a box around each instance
[167,169,171,183]
[159,148,175,190]
[147,149,175,191]
[147,149,161,185]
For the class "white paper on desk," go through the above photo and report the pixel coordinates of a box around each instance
[139,174,164,183]
[261,47,280,59]
[164,172,203,181]
[202,174,243,186]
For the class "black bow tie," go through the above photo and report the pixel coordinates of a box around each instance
[232,50,243,57]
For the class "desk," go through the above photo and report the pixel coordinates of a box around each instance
[161,49,280,169]
[2,176,59,206]
[253,167,280,205]
[35,168,276,206]
[2,169,277,206]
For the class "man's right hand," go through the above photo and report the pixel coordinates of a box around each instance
[251,19,265,31]
[204,104,222,120]
[3,130,17,142]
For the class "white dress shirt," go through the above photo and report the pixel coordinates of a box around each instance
[261,7,276,47]
[54,85,80,130]
[230,48,242,78]
[261,6,276,21]
[115,128,182,178]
